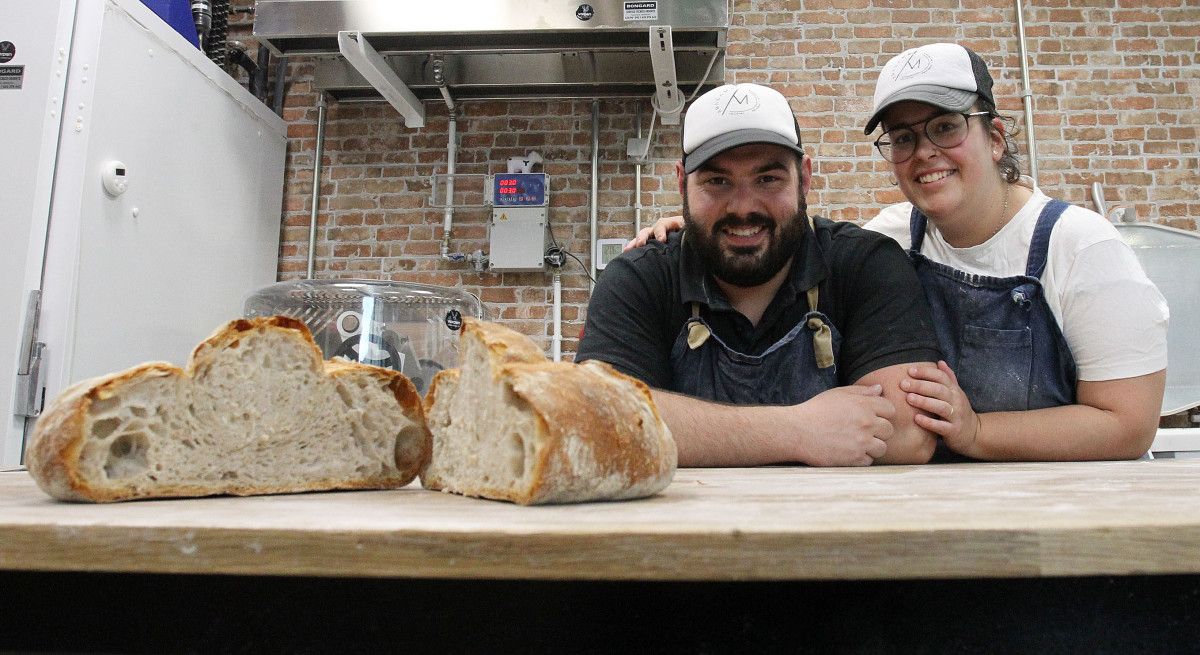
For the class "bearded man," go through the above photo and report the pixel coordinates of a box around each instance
[576,83,942,466]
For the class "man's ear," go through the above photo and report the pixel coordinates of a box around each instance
[675,160,686,194]
[799,154,813,197]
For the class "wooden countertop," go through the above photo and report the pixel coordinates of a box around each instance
[2,461,1199,581]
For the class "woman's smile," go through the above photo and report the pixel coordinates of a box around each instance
[916,169,956,184]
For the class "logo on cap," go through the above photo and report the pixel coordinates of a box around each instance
[891,50,933,81]
[714,86,760,116]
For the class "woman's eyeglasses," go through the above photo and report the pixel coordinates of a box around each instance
[873,111,991,164]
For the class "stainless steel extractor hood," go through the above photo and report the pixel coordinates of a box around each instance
[254,0,728,118]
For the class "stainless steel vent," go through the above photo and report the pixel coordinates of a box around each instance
[254,0,728,120]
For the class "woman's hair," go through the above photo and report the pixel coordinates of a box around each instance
[979,100,1023,183]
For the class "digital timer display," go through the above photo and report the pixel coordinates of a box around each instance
[492,173,547,207]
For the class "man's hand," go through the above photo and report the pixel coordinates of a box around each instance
[792,384,895,466]
[651,384,896,467]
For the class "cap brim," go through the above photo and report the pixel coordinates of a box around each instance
[683,129,805,173]
[863,87,978,135]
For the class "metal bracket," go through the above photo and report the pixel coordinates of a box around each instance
[648,25,683,125]
[337,31,426,127]
[14,291,46,418]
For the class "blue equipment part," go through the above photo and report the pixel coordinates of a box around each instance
[139,0,201,48]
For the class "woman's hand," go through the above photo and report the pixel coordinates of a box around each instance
[623,215,685,251]
[900,361,981,456]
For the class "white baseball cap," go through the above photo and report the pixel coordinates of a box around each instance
[682,83,804,173]
[864,43,996,135]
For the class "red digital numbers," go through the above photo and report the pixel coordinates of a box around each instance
[499,178,520,194]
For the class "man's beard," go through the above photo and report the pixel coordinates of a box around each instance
[682,188,808,288]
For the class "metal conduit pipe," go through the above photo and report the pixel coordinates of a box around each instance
[433,57,461,262]
[634,101,643,234]
[306,93,327,279]
[1091,182,1107,216]
[440,113,458,260]
[590,99,600,288]
[551,269,562,362]
[433,57,454,113]
[1015,0,1039,182]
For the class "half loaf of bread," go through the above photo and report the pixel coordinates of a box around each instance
[27,316,431,502]
[422,318,676,504]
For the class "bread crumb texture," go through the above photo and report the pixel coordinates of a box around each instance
[26,316,430,502]
[422,318,676,505]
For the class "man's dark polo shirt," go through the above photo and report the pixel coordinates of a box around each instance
[576,216,941,391]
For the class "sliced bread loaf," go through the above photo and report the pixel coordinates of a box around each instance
[27,316,431,502]
[422,318,676,504]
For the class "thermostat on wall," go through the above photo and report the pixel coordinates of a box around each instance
[101,160,129,196]
[595,238,627,270]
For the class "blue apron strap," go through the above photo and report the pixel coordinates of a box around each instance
[1025,199,1070,279]
[908,206,929,253]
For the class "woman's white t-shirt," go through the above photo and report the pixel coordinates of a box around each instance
[863,178,1169,382]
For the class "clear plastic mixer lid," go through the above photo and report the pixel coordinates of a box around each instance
[244,279,485,394]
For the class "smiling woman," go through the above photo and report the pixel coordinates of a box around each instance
[861,42,1169,463]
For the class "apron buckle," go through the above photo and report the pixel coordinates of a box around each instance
[687,320,712,350]
[807,317,835,369]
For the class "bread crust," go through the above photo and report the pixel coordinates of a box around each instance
[459,316,546,375]
[27,364,179,502]
[510,359,675,504]
[26,316,431,502]
[422,318,676,504]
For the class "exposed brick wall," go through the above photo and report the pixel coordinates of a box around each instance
[230,0,1199,358]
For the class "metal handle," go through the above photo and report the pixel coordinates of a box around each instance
[14,291,46,418]
[15,342,45,418]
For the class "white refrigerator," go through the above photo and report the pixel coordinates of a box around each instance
[1,0,287,469]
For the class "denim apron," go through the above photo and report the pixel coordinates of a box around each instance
[908,199,1077,416]
[668,226,841,405]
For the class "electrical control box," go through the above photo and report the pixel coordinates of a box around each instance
[489,173,548,272]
